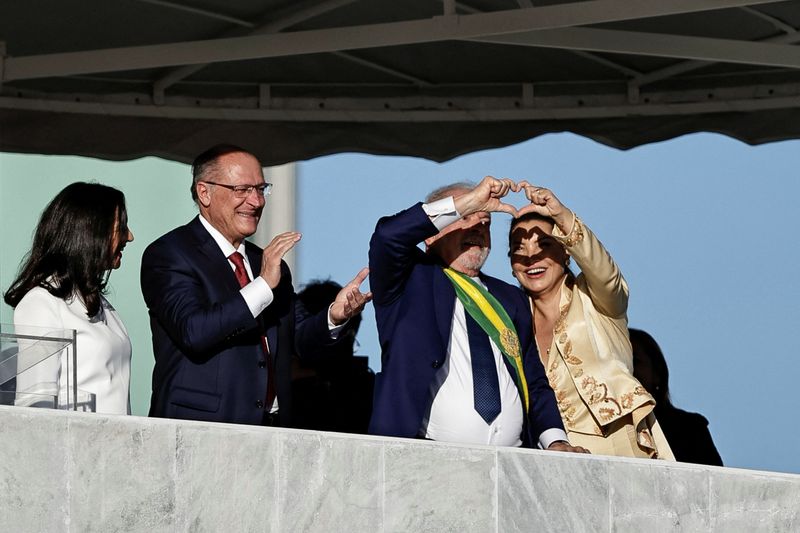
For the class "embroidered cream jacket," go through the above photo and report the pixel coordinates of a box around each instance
[546,215,659,451]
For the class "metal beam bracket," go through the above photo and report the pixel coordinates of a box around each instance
[259,84,272,109]
[153,85,165,106]
[522,83,535,107]
[627,81,640,104]
[0,42,6,91]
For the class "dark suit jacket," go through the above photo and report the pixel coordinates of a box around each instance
[141,216,339,426]
[367,203,564,446]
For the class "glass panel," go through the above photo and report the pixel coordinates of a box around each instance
[0,323,81,411]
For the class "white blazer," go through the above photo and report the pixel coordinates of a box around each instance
[13,287,131,415]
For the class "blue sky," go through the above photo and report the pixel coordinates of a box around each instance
[296,132,800,474]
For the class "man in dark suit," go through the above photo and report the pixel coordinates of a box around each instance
[368,177,586,451]
[142,144,369,427]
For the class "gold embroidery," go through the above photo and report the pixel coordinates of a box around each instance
[598,407,617,422]
[499,328,522,360]
[620,386,649,409]
[580,375,622,421]
[572,369,584,378]
[561,216,585,248]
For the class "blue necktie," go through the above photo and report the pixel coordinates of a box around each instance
[465,312,501,424]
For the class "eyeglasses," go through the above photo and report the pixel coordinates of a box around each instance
[202,181,273,198]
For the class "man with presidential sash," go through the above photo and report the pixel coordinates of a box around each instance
[368,176,587,451]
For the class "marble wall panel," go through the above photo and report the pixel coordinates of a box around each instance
[609,460,711,533]
[383,441,497,533]
[2,408,800,533]
[276,432,383,533]
[174,423,279,533]
[710,468,800,532]
[67,414,178,533]
[498,449,610,533]
[0,407,70,533]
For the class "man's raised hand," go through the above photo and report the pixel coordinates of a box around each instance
[454,176,521,218]
[329,267,373,326]
[259,232,302,288]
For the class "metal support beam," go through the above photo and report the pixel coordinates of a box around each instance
[522,83,534,107]
[0,42,5,91]
[152,0,356,97]
[571,50,642,78]
[333,52,431,86]
[633,27,800,87]
[739,6,797,34]
[469,27,800,70]
[131,0,255,27]
[259,84,271,109]
[4,79,799,121]
[3,0,786,81]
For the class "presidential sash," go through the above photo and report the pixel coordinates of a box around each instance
[443,268,529,413]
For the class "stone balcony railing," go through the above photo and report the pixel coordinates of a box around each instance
[1,405,798,532]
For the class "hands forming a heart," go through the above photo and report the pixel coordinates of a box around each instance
[452,176,573,232]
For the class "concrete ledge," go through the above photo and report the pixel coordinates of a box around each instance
[1,406,797,532]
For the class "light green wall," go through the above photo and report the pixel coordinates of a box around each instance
[0,153,197,415]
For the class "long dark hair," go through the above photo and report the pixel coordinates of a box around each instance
[4,182,128,317]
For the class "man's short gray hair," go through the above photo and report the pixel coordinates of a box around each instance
[425,181,475,204]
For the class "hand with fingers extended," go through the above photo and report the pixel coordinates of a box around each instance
[516,182,573,233]
[453,176,521,218]
[329,267,373,326]
[259,231,302,288]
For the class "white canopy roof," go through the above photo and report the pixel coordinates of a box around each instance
[2,0,799,164]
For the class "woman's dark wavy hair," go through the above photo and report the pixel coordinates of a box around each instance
[4,182,128,317]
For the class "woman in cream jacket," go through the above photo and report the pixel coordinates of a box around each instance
[508,183,672,459]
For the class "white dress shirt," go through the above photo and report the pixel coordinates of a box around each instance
[420,198,568,448]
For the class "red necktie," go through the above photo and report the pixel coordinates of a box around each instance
[228,252,276,410]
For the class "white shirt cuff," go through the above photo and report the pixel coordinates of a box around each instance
[241,275,273,317]
[538,428,570,450]
[422,197,462,231]
[327,304,347,338]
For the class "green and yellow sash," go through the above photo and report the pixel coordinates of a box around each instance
[443,268,529,413]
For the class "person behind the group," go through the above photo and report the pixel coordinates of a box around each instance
[507,183,673,459]
[630,328,723,466]
[368,176,586,452]
[142,144,370,427]
[291,279,374,434]
[4,182,134,414]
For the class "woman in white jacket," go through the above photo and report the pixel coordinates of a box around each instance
[4,182,134,415]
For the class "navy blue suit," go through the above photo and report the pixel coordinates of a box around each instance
[368,203,564,446]
[142,216,339,426]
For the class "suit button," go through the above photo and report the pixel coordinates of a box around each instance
[258,360,266,368]
[431,360,442,369]
[255,400,264,409]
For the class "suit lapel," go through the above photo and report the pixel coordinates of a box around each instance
[433,267,457,348]
[187,217,243,295]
